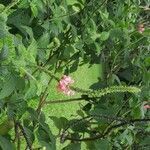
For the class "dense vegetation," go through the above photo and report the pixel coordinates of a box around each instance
[0,0,149,149]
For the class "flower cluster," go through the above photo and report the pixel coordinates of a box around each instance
[138,24,145,34]
[144,104,150,109]
[57,75,75,96]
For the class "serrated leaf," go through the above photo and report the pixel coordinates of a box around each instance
[69,119,89,132]
[0,75,15,99]
[25,81,37,100]
[0,44,9,61]
[27,39,37,58]
[38,33,50,48]
[0,13,8,38]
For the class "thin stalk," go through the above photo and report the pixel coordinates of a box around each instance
[45,97,85,104]
[30,65,59,81]
[36,77,53,114]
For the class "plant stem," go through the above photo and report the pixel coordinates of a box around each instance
[31,65,60,81]
[36,77,53,114]
[45,97,85,104]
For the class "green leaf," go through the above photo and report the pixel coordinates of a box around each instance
[0,13,8,38]
[144,57,150,67]
[27,39,38,58]
[69,119,89,132]
[21,25,34,39]
[0,44,9,61]
[30,2,38,17]
[83,103,92,112]
[66,0,79,5]
[0,136,15,150]
[7,9,31,36]
[0,4,5,12]
[140,136,150,147]
[62,143,81,150]
[14,75,25,91]
[63,45,75,60]
[37,125,56,150]
[18,0,30,8]
[94,139,111,150]
[24,127,35,145]
[0,119,14,135]
[38,33,50,48]
[0,75,16,99]
[69,59,79,73]
[99,32,110,41]
[27,107,39,122]
[131,106,142,119]
[49,116,68,130]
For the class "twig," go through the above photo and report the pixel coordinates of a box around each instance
[30,65,59,81]
[64,118,150,142]
[36,60,63,114]
[60,113,126,143]
[36,77,53,114]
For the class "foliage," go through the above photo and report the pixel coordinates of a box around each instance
[0,0,149,149]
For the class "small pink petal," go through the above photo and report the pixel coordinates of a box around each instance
[57,75,75,96]
[57,82,67,91]
[63,75,74,84]
[138,24,145,34]
[144,105,150,109]
[64,90,75,96]
[59,80,67,86]
[138,28,145,33]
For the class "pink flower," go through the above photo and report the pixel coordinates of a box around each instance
[144,105,150,109]
[57,75,75,96]
[138,24,145,33]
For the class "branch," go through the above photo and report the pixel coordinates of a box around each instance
[64,118,150,142]
[36,77,53,114]
[36,62,63,114]
[30,65,59,82]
